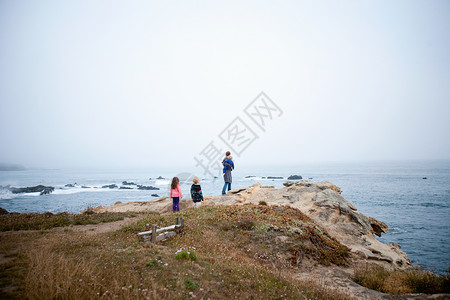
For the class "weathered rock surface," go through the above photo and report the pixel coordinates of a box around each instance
[122,181,136,186]
[137,185,159,190]
[287,175,303,180]
[0,207,8,215]
[91,180,412,270]
[102,184,118,189]
[9,185,55,195]
[39,187,54,195]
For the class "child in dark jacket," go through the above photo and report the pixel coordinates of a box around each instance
[190,176,204,208]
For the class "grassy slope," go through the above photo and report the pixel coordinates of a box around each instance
[0,211,134,231]
[0,204,353,300]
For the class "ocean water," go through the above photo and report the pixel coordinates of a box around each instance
[0,160,449,274]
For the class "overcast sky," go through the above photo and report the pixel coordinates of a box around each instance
[0,0,449,170]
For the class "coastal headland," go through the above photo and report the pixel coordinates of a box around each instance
[0,181,448,299]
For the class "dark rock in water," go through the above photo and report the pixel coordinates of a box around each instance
[40,187,54,195]
[309,178,313,180]
[122,181,136,186]
[102,184,118,189]
[137,185,159,190]
[262,177,266,179]
[151,194,159,197]
[156,176,165,179]
[0,207,9,215]
[267,176,283,179]
[422,177,427,180]
[10,185,55,194]
[245,176,256,178]
[119,186,133,190]
[81,186,90,189]
[214,176,218,179]
[287,175,303,180]
[65,183,76,188]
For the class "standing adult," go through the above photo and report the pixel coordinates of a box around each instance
[222,151,234,195]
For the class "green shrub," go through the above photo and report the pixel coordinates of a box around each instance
[146,260,158,267]
[176,250,197,261]
[184,278,199,291]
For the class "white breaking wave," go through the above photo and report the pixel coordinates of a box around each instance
[0,188,15,200]
[155,180,171,186]
[239,176,286,181]
[52,187,108,195]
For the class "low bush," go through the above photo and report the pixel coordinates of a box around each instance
[184,278,199,291]
[353,264,450,294]
[237,218,254,230]
[176,250,197,261]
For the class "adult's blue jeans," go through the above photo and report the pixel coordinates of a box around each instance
[222,182,231,195]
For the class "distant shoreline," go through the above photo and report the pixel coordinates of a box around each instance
[0,163,26,171]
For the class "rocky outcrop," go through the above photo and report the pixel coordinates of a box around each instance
[91,180,412,270]
[122,181,136,186]
[287,175,303,180]
[267,176,283,179]
[239,180,410,269]
[39,187,54,195]
[0,207,8,215]
[102,184,118,189]
[156,176,165,180]
[137,185,159,190]
[9,185,55,195]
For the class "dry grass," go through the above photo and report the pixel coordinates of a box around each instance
[0,205,356,299]
[353,263,450,294]
[0,211,136,231]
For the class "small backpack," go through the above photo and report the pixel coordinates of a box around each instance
[191,184,203,203]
